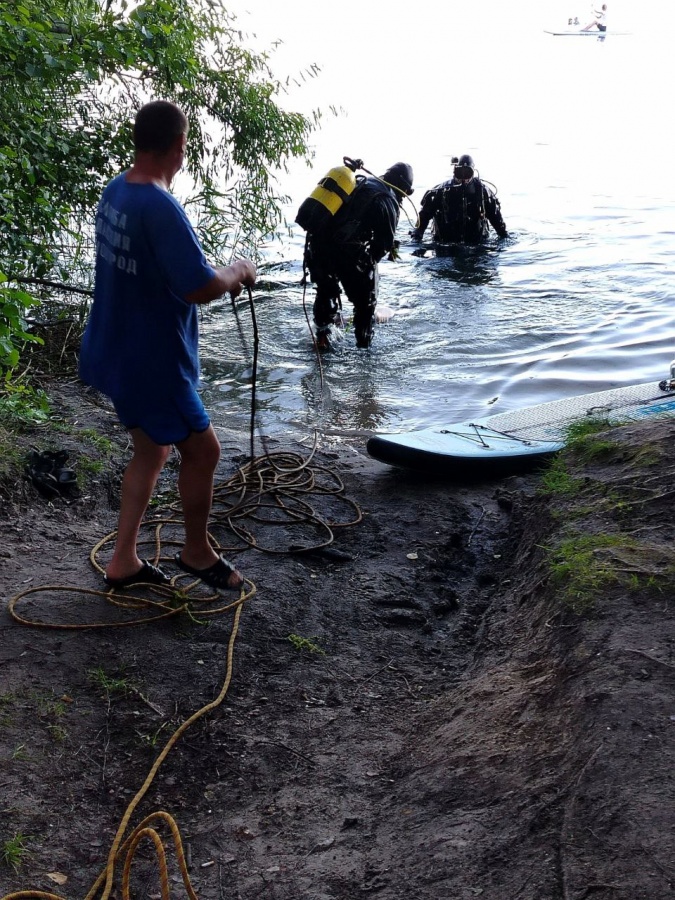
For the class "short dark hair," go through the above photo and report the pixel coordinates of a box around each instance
[133,101,188,155]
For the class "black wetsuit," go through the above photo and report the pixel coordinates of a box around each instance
[304,175,402,348]
[415,177,507,244]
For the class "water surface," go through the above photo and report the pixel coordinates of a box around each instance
[199,6,675,443]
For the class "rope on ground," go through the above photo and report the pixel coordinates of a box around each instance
[1,597,244,900]
[5,444,362,895]
[7,577,254,629]
[8,441,361,627]
[2,287,364,898]
[209,444,363,552]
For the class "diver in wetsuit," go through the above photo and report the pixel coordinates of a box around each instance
[303,162,414,349]
[410,154,508,245]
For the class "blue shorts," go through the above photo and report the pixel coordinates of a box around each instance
[112,382,210,445]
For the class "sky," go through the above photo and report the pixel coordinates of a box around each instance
[224,0,675,207]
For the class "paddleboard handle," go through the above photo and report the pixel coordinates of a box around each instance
[658,364,675,392]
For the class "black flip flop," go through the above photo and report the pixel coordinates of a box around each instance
[104,559,171,589]
[174,552,243,591]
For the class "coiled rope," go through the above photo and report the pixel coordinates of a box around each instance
[2,595,244,900]
[3,286,362,898]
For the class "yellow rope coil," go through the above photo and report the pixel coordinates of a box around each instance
[3,447,361,898]
[2,593,246,900]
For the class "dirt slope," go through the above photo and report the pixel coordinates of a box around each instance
[1,383,673,899]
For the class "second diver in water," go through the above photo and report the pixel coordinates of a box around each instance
[410,154,508,245]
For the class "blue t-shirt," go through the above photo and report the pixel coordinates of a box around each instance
[79,174,216,400]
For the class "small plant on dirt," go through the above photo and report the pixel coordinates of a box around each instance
[0,691,15,727]
[547,532,636,612]
[1,832,30,872]
[87,667,131,696]
[46,724,68,743]
[0,374,50,428]
[11,744,28,761]
[538,456,585,498]
[35,693,67,719]
[137,721,169,749]
[287,633,325,655]
[147,488,177,509]
[79,428,115,454]
[626,573,641,591]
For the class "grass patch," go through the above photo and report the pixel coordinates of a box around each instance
[0,438,24,483]
[538,456,585,498]
[538,418,621,498]
[565,418,612,443]
[287,633,325,655]
[35,693,68,719]
[626,442,662,469]
[0,689,70,730]
[564,418,618,462]
[1,832,30,872]
[87,667,132,695]
[79,428,115,454]
[76,456,105,476]
[547,532,638,612]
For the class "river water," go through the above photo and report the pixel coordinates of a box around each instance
[197,0,675,444]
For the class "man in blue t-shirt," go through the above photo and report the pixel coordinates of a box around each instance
[79,100,256,592]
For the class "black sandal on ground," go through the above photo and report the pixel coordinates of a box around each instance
[174,552,243,591]
[104,560,171,589]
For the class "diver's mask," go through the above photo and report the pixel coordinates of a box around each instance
[453,164,474,182]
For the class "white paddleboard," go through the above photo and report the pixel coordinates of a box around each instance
[544,29,628,36]
[367,380,675,472]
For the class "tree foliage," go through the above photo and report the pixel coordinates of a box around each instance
[0,0,319,373]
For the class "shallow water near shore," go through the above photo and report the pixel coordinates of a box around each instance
[200,181,675,443]
[198,3,675,444]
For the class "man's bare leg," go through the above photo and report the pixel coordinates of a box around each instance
[175,425,228,569]
[106,428,170,581]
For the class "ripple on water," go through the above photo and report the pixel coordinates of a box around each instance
[200,215,675,436]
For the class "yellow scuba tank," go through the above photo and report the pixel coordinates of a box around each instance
[295,156,363,233]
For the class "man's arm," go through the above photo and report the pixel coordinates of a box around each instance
[483,188,508,238]
[144,194,257,303]
[185,259,256,305]
[410,188,438,240]
[369,195,400,262]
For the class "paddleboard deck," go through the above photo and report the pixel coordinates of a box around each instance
[544,29,628,36]
[367,380,675,473]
